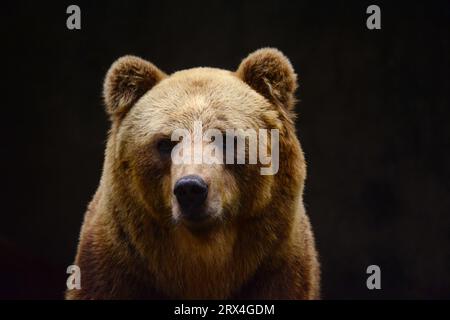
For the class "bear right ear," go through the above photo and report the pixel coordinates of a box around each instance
[103,55,166,119]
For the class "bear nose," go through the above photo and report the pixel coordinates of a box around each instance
[174,175,208,212]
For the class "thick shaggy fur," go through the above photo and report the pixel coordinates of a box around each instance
[66,48,320,299]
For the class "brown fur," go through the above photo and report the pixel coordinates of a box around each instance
[66,48,320,300]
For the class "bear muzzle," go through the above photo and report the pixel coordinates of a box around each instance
[173,175,210,222]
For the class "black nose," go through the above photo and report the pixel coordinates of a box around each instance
[174,175,208,213]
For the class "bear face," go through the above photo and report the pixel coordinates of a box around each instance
[103,49,303,236]
[71,48,317,299]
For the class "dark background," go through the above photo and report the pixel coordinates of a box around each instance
[1,0,449,299]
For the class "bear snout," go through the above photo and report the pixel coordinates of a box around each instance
[173,175,209,221]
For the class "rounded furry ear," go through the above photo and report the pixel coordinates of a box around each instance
[103,55,166,119]
[236,48,298,110]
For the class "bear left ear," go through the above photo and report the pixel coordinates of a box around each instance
[103,55,166,120]
[236,48,298,110]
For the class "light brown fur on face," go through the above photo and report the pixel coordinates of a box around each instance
[66,48,320,300]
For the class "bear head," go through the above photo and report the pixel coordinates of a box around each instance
[101,48,305,250]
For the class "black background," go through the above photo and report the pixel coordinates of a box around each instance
[1,0,449,299]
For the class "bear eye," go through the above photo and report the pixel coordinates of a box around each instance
[157,139,177,157]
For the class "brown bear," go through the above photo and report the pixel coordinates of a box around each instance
[66,48,320,300]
